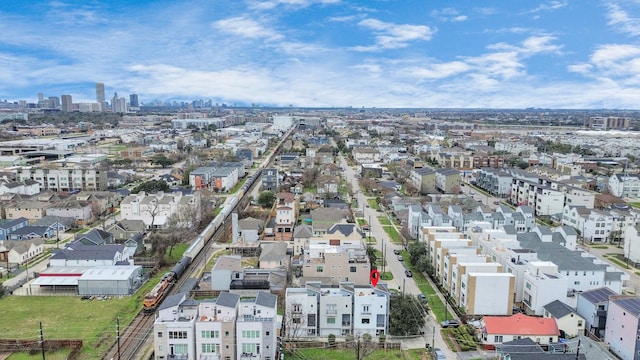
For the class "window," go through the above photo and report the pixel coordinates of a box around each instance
[173,344,188,354]
[168,331,187,339]
[202,343,220,353]
[202,330,219,338]
[350,266,357,273]
[242,343,258,354]
[362,318,370,324]
[242,330,260,338]
[316,266,323,273]
[363,305,370,313]
[225,331,229,337]
[525,282,531,290]
[494,335,503,342]
[578,320,583,326]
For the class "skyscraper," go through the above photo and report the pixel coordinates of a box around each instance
[95,83,105,111]
[61,95,73,112]
[129,94,139,107]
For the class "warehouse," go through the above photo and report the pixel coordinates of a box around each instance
[77,265,143,296]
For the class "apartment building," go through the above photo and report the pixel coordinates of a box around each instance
[609,173,640,199]
[410,167,437,195]
[435,168,461,193]
[460,272,515,315]
[521,261,569,315]
[120,191,201,229]
[475,168,513,197]
[236,292,278,360]
[302,230,370,285]
[15,166,107,191]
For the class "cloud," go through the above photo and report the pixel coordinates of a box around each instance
[247,0,340,11]
[351,18,434,51]
[430,8,468,22]
[212,17,283,41]
[526,1,567,13]
[606,3,640,37]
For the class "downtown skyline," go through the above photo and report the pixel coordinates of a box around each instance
[1,0,640,109]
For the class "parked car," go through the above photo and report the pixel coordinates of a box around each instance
[417,294,428,303]
[440,319,460,328]
[405,270,413,277]
[433,348,446,360]
[393,249,400,255]
[397,255,404,261]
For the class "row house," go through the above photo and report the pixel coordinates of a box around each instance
[0,179,40,196]
[435,168,461,193]
[189,163,244,192]
[510,178,564,217]
[0,217,30,240]
[15,166,108,191]
[609,173,640,199]
[475,168,513,197]
[352,148,380,164]
[153,291,278,360]
[436,152,473,169]
[119,147,154,159]
[262,168,279,192]
[472,155,505,169]
[273,192,297,240]
[562,205,615,243]
[0,238,44,265]
[410,167,436,195]
[285,282,390,338]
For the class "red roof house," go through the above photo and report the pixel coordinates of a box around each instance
[481,313,560,349]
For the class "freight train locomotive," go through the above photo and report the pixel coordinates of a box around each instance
[142,169,262,314]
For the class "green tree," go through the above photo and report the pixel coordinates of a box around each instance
[131,180,170,194]
[151,154,175,168]
[408,241,427,266]
[257,191,276,208]
[389,294,427,336]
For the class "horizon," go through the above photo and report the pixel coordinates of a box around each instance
[2,1,640,109]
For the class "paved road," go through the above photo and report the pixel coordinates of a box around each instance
[340,155,461,359]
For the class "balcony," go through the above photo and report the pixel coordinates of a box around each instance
[168,355,189,360]
[326,309,337,315]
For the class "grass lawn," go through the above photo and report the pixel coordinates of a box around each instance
[285,348,429,360]
[399,251,447,322]
[590,245,609,249]
[629,202,640,209]
[382,226,403,244]
[381,272,394,280]
[367,199,379,209]
[377,217,391,225]
[0,274,161,359]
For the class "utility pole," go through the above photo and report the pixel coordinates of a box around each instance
[117,317,121,360]
[39,321,45,360]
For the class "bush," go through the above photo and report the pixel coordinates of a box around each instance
[328,334,336,348]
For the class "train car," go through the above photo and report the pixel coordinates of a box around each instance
[143,272,175,314]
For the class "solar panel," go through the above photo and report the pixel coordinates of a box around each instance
[615,297,640,315]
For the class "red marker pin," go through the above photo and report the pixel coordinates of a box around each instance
[370,269,380,287]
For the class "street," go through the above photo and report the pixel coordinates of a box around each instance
[340,155,458,359]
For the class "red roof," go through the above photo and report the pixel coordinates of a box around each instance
[483,313,559,336]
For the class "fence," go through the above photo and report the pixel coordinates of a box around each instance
[0,339,83,359]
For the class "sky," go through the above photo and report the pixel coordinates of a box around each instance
[1,0,640,109]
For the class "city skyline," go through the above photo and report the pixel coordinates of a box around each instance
[1,0,640,109]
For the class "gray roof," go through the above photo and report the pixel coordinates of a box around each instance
[51,244,125,260]
[517,232,604,272]
[260,242,287,262]
[579,287,616,304]
[76,228,112,245]
[327,223,364,238]
[238,217,263,231]
[502,225,517,234]
[293,224,313,238]
[543,300,576,318]
[496,338,543,355]
[216,291,240,308]
[0,217,29,230]
[11,225,50,236]
[33,215,76,228]
[158,292,188,311]
[612,297,640,317]
[255,291,277,308]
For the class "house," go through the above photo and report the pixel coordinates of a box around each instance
[543,300,585,338]
[0,217,30,241]
[45,199,93,225]
[106,219,146,243]
[74,229,114,246]
[0,238,44,265]
[576,287,616,339]
[259,242,288,269]
[210,255,244,291]
[4,200,50,222]
[49,243,131,267]
[316,175,340,195]
[158,173,181,187]
[495,338,587,360]
[291,224,312,257]
[273,192,297,241]
[481,313,560,349]
[234,216,263,243]
[605,296,640,360]
[33,215,76,234]
[193,292,240,360]
[309,207,348,236]
[8,225,54,240]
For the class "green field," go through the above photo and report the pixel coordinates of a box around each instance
[0,246,188,359]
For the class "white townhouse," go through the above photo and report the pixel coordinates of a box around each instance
[236,292,278,360]
[194,292,239,360]
[285,282,390,339]
[153,293,199,360]
[120,191,200,229]
[521,261,569,316]
[609,173,640,199]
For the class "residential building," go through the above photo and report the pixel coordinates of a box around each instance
[236,292,278,360]
[262,168,279,192]
[273,192,297,240]
[576,287,616,339]
[410,167,436,194]
[4,200,49,222]
[15,166,108,191]
[0,238,44,265]
[604,296,640,360]
[609,173,640,199]
[0,217,30,240]
[475,168,513,197]
[460,272,515,315]
[542,300,585,338]
[194,292,239,360]
[435,168,461,193]
[481,313,560,348]
[120,191,200,229]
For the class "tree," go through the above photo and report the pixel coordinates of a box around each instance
[151,154,175,168]
[408,241,427,266]
[257,191,276,208]
[131,180,170,194]
[165,200,201,257]
[328,334,336,348]
[348,333,377,360]
[389,294,427,336]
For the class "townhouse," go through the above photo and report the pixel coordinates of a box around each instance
[153,291,277,360]
[120,191,200,229]
[285,282,390,338]
[15,166,107,191]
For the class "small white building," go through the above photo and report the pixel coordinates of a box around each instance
[542,300,585,338]
[522,261,568,315]
[77,265,143,296]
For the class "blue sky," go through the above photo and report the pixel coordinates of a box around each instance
[1,0,640,108]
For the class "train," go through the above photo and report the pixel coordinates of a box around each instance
[142,168,263,314]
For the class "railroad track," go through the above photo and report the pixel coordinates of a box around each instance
[104,311,154,360]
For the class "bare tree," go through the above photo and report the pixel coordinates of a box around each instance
[90,200,109,230]
[164,202,200,257]
[347,333,377,360]
[283,301,307,344]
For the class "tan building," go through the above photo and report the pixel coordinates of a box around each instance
[4,200,50,223]
[302,222,369,285]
